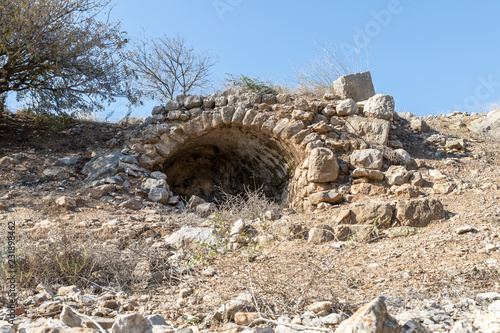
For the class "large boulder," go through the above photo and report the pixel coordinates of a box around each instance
[395,198,445,227]
[351,202,393,228]
[81,151,124,182]
[469,108,500,138]
[346,116,390,146]
[351,149,383,170]
[307,147,339,183]
[333,71,376,102]
[363,94,395,120]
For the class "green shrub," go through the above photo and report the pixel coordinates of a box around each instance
[225,74,280,95]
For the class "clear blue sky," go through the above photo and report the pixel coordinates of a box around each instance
[10,1,500,121]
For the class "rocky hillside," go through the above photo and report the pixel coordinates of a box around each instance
[0,78,499,332]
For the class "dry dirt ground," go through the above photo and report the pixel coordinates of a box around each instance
[0,110,499,332]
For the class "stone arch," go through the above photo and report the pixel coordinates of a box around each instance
[149,108,306,205]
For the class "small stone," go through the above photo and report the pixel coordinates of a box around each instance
[179,288,194,298]
[410,119,430,132]
[309,190,342,205]
[336,99,358,116]
[111,313,150,333]
[307,301,334,314]
[55,196,77,209]
[385,166,410,186]
[433,181,453,194]
[57,285,80,296]
[150,171,167,180]
[264,210,280,221]
[59,305,82,328]
[456,226,474,235]
[55,156,80,166]
[308,225,334,244]
[196,202,216,217]
[187,195,205,209]
[118,199,143,210]
[148,188,170,204]
[101,299,119,309]
[234,312,260,325]
[230,219,246,236]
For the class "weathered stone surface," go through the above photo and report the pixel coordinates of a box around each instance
[352,168,384,180]
[281,120,305,139]
[351,149,383,170]
[55,196,77,209]
[148,188,169,204]
[234,312,260,325]
[395,198,445,227]
[82,151,124,182]
[346,116,390,146]
[165,100,182,111]
[118,199,143,210]
[87,184,116,198]
[221,106,236,125]
[196,202,217,217]
[164,226,218,248]
[308,147,339,183]
[474,312,500,333]
[142,178,168,190]
[469,108,500,138]
[239,93,262,105]
[337,99,358,116]
[351,202,393,227]
[59,306,81,328]
[273,118,290,136]
[433,181,453,194]
[231,107,247,126]
[410,119,430,132]
[184,95,203,109]
[334,297,401,333]
[333,71,376,102]
[167,110,182,120]
[55,156,80,166]
[43,166,67,179]
[385,166,410,186]
[203,95,216,109]
[364,94,395,120]
[111,313,150,333]
[311,121,331,133]
[215,294,253,321]
[309,190,342,205]
[308,225,334,244]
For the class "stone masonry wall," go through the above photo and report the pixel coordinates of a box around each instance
[122,71,409,212]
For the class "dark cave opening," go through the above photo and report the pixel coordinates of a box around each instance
[162,128,295,204]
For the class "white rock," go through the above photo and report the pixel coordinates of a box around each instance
[111,313,151,333]
[478,292,500,302]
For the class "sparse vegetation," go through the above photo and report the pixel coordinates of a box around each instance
[292,43,369,96]
[224,74,281,95]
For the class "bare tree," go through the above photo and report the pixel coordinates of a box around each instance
[0,0,134,115]
[126,34,218,102]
